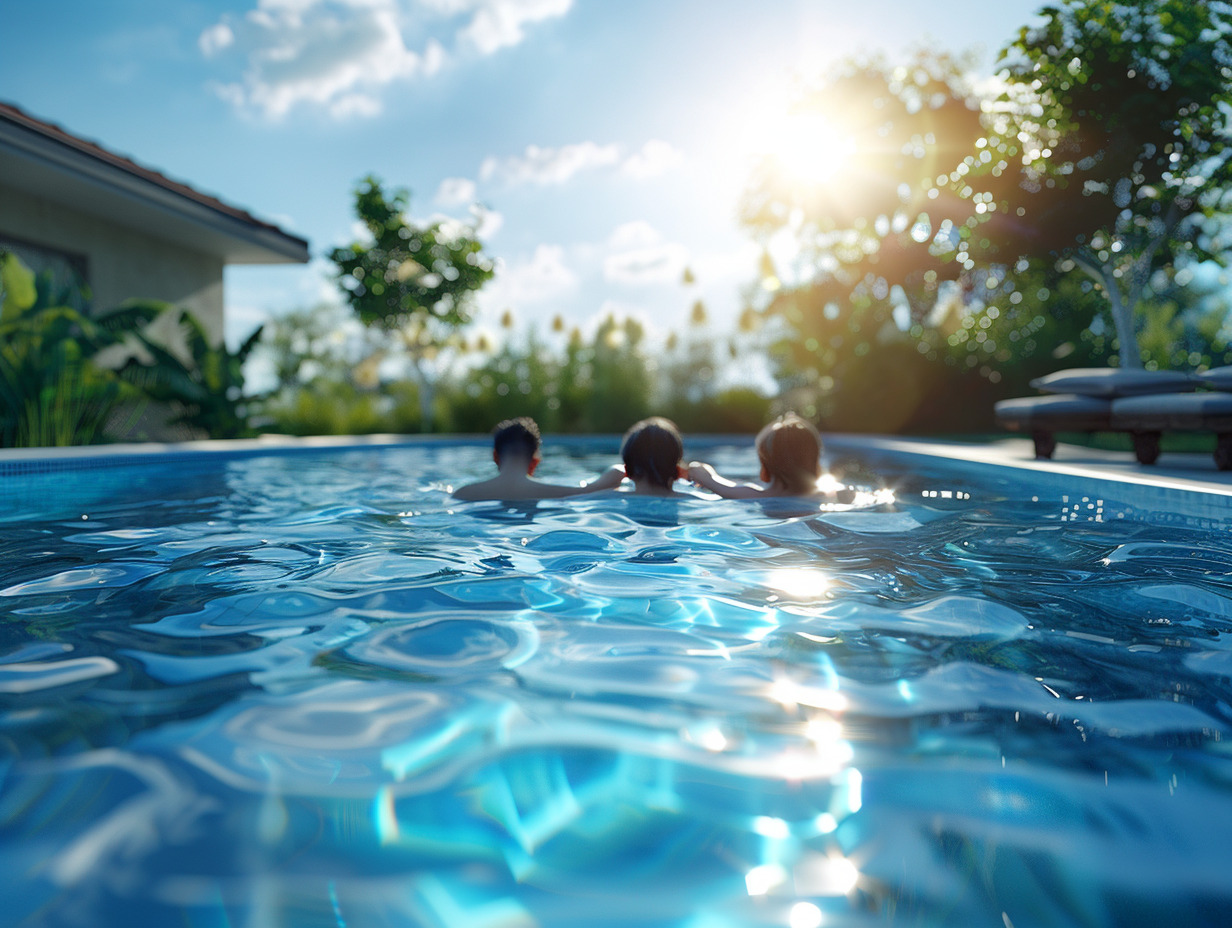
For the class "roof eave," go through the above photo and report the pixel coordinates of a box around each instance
[0,110,310,266]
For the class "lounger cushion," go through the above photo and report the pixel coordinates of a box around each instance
[1193,366,1232,391]
[995,394,1113,431]
[1029,368,1196,397]
[1110,392,1232,431]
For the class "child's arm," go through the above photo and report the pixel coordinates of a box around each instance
[533,465,627,498]
[574,465,627,494]
[686,461,766,499]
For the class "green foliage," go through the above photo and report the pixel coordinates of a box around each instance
[964,0,1232,365]
[0,251,38,317]
[0,251,162,447]
[734,52,1036,431]
[740,51,987,309]
[261,379,424,436]
[441,332,559,433]
[251,302,438,436]
[736,7,1232,430]
[585,316,653,432]
[119,310,263,439]
[255,303,372,392]
[329,175,494,331]
[251,299,780,437]
[435,316,657,434]
[918,264,1115,392]
[665,388,772,434]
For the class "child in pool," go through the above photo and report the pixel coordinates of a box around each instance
[452,417,623,501]
[687,413,826,499]
[616,417,690,496]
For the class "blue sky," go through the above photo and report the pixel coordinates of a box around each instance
[3,0,1045,352]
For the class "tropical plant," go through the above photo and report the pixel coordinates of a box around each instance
[0,251,163,446]
[119,310,264,439]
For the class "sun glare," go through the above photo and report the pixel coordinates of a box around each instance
[763,108,859,189]
[764,568,831,601]
[717,75,864,206]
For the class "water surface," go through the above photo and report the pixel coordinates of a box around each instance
[1,440,1230,927]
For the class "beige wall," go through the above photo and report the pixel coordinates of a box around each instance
[0,181,225,345]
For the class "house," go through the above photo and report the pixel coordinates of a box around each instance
[0,100,308,346]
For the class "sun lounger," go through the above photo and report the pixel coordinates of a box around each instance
[993,393,1113,459]
[1109,392,1232,469]
[993,367,1232,470]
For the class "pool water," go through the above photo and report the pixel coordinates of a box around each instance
[1,438,1231,927]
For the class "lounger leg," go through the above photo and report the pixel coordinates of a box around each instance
[1031,430,1056,460]
[1216,433,1232,471]
[1132,431,1162,466]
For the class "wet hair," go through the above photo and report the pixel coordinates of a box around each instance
[492,417,541,462]
[621,417,683,490]
[755,413,822,494]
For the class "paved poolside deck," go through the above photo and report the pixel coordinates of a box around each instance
[842,435,1232,498]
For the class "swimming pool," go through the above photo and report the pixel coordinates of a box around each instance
[1,436,1230,927]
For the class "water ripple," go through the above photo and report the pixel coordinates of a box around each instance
[341,614,540,678]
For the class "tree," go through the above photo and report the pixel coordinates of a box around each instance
[329,175,494,428]
[255,303,368,393]
[966,0,1232,368]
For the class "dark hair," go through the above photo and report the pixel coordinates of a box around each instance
[493,417,541,461]
[755,413,821,494]
[621,417,683,489]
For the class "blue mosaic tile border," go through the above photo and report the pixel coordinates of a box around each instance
[0,438,484,477]
[0,433,638,478]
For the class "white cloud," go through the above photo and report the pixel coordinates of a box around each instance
[484,244,576,307]
[601,221,690,286]
[603,242,691,286]
[479,141,621,186]
[435,176,477,206]
[417,0,477,14]
[419,38,448,75]
[458,0,572,54]
[203,0,435,120]
[471,204,503,239]
[328,92,383,119]
[202,0,570,119]
[472,138,684,189]
[199,22,234,56]
[608,220,663,250]
[621,139,685,179]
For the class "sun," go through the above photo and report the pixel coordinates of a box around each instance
[758,106,860,190]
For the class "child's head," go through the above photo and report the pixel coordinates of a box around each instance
[492,417,541,472]
[755,413,822,494]
[621,417,683,490]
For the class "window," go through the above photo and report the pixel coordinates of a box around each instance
[0,235,90,311]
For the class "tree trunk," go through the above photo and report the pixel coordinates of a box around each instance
[1105,283,1141,370]
[411,356,434,432]
[1075,253,1141,370]
[398,328,436,433]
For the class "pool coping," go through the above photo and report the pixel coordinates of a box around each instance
[827,434,1232,499]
